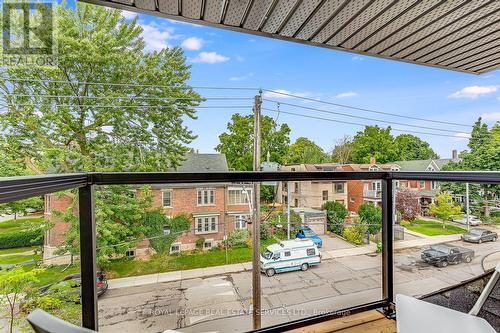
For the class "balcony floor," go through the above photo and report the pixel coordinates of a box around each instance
[286,310,396,333]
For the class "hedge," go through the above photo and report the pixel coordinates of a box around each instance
[0,229,43,249]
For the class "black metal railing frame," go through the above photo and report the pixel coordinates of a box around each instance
[0,171,498,332]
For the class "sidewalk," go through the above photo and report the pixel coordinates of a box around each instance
[108,233,460,290]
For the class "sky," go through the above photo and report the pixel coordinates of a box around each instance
[119,7,499,159]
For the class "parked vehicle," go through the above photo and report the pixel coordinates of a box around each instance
[452,214,482,226]
[260,239,321,277]
[462,228,498,243]
[39,272,108,300]
[296,226,323,248]
[421,244,474,267]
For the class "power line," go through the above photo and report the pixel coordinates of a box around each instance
[262,107,469,139]
[3,94,253,101]
[263,99,468,135]
[1,77,259,91]
[8,103,252,109]
[261,88,471,128]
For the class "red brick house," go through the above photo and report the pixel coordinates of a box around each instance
[43,153,252,262]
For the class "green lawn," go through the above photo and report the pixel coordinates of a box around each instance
[0,253,42,265]
[404,219,466,236]
[0,217,44,233]
[105,238,277,279]
[0,246,38,255]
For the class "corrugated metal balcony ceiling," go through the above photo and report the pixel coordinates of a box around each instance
[80,0,500,74]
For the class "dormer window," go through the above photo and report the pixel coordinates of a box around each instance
[369,166,379,171]
[391,166,400,171]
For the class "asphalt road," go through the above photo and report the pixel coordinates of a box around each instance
[98,239,500,333]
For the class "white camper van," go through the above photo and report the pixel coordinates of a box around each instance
[260,239,321,277]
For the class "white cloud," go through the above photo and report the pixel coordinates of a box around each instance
[263,89,311,99]
[121,10,137,20]
[453,132,472,141]
[351,56,364,61]
[181,37,204,50]
[229,73,254,81]
[335,91,358,98]
[138,22,175,51]
[190,51,229,64]
[481,112,500,121]
[448,85,498,99]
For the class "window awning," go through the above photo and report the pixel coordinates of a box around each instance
[80,0,499,74]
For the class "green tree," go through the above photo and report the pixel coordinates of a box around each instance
[142,211,191,255]
[0,267,43,333]
[0,3,201,261]
[285,137,327,164]
[322,201,348,235]
[350,126,398,164]
[428,192,462,228]
[441,119,499,217]
[394,134,438,160]
[358,203,382,235]
[216,113,290,170]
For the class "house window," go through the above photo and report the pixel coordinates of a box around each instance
[322,190,328,201]
[195,215,218,234]
[431,181,438,190]
[335,183,344,193]
[204,241,213,249]
[391,166,400,171]
[294,199,298,207]
[291,168,296,171]
[369,166,379,171]
[350,197,355,203]
[197,189,215,205]
[294,182,299,193]
[234,215,248,229]
[125,249,135,257]
[162,191,172,207]
[419,181,425,188]
[228,188,251,205]
[170,243,180,253]
[163,225,171,235]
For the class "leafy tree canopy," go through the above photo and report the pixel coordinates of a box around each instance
[358,203,382,235]
[350,126,398,164]
[394,134,438,160]
[428,192,462,224]
[216,113,290,170]
[285,137,328,164]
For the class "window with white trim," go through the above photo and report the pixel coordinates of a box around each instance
[197,189,215,205]
[228,188,251,205]
[170,243,181,253]
[419,181,425,188]
[162,190,172,207]
[163,225,171,235]
[431,181,438,190]
[335,183,344,193]
[195,215,218,234]
[125,249,135,257]
[234,215,249,229]
[369,166,379,171]
[322,190,328,201]
[204,240,213,249]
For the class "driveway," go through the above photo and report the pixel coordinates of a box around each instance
[98,238,500,333]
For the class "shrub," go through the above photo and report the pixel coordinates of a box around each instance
[227,229,250,248]
[0,229,43,249]
[342,218,367,245]
[395,188,421,221]
[322,201,348,235]
[260,223,270,240]
[358,203,382,235]
[399,220,410,227]
[195,237,205,250]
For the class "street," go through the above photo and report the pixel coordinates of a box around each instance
[97,238,500,333]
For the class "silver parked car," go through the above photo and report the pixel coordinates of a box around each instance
[452,214,482,226]
[462,228,498,244]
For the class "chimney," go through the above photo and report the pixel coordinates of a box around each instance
[369,156,376,165]
[452,149,458,159]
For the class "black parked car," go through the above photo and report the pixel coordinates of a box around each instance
[421,244,474,267]
[39,272,108,300]
[461,228,498,243]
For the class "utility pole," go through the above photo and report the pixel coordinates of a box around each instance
[287,181,291,239]
[251,93,262,329]
[466,183,470,231]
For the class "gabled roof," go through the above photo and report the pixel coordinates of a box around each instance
[171,153,229,172]
[391,158,460,171]
[83,0,500,74]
